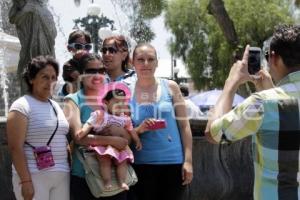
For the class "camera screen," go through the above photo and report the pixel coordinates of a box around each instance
[248,48,261,75]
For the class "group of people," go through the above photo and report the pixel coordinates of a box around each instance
[6,23,300,200]
[6,30,193,200]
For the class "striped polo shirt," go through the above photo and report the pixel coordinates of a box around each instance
[9,95,70,173]
[211,71,300,200]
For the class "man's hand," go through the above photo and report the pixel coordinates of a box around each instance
[253,69,274,91]
[226,45,253,90]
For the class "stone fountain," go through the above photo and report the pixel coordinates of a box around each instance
[0,33,20,200]
[0,1,21,200]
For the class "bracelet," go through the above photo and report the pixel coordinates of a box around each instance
[19,180,32,185]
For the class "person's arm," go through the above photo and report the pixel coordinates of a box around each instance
[7,111,34,200]
[169,80,193,186]
[63,99,128,149]
[205,45,260,143]
[129,130,142,150]
[124,117,142,150]
[134,118,156,135]
[254,69,274,91]
[75,123,92,140]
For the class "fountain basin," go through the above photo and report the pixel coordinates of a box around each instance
[0,118,253,200]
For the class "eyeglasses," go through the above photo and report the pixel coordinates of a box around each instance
[101,47,118,54]
[265,51,269,62]
[84,68,106,75]
[68,43,92,51]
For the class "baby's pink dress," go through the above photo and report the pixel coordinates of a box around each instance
[87,110,134,164]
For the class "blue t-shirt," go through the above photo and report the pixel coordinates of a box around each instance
[130,78,184,164]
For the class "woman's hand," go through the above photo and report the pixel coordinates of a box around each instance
[75,129,84,140]
[109,136,128,150]
[182,161,193,185]
[21,181,34,200]
[136,118,157,134]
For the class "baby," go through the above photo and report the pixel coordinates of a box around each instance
[76,82,142,191]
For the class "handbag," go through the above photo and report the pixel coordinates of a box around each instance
[76,147,138,197]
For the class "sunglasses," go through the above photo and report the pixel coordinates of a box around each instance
[84,68,106,75]
[264,51,269,62]
[68,43,92,51]
[101,47,118,54]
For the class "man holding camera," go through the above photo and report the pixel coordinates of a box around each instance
[206,25,300,199]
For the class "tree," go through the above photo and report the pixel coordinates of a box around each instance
[130,15,155,43]
[165,0,294,90]
[115,0,156,43]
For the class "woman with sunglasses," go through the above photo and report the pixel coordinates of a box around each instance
[101,35,136,83]
[64,53,129,200]
[60,30,92,96]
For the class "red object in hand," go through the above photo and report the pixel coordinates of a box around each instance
[147,119,167,130]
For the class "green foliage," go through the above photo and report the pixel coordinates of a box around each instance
[139,0,166,19]
[115,0,156,43]
[130,16,155,43]
[165,0,294,90]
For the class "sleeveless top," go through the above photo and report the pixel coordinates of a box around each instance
[65,90,93,177]
[129,78,184,164]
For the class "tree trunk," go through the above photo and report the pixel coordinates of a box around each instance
[207,0,239,47]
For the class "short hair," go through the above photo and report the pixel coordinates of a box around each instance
[270,25,300,68]
[180,85,189,97]
[102,35,130,72]
[23,56,59,93]
[68,30,91,44]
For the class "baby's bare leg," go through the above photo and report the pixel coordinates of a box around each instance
[116,161,129,190]
[97,155,112,190]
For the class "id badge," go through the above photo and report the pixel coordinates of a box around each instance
[33,146,55,170]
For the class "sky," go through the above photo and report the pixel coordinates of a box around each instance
[48,0,172,64]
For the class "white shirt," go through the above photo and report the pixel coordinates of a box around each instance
[9,95,70,173]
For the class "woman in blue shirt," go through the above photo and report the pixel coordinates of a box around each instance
[101,35,136,83]
[128,43,193,200]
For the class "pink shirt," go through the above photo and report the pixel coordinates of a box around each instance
[87,110,133,133]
